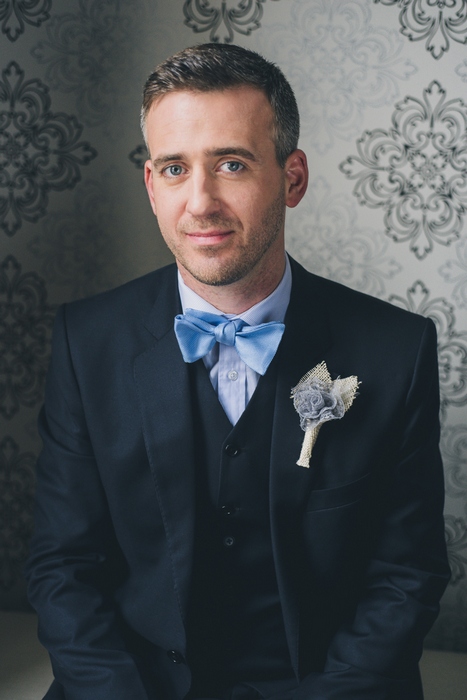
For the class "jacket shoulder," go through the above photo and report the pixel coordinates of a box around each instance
[290,257,431,335]
[62,263,177,327]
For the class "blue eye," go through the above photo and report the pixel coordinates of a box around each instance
[222,161,243,172]
[164,164,184,177]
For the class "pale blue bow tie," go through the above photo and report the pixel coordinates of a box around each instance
[174,308,285,375]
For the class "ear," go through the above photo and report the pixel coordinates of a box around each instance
[284,149,308,208]
[144,159,157,216]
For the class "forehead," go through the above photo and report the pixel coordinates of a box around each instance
[145,87,275,155]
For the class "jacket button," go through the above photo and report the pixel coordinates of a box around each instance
[221,505,237,517]
[223,536,235,547]
[224,443,240,457]
[167,649,184,664]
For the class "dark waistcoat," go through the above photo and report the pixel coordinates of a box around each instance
[185,358,294,698]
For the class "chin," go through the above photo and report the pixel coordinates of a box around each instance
[189,269,244,287]
[182,256,251,288]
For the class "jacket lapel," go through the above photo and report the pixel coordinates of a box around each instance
[134,268,196,627]
[269,259,333,676]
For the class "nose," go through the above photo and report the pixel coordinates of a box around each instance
[185,169,221,218]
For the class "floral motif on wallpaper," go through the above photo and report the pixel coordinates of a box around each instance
[287,177,402,298]
[0,61,97,237]
[375,0,467,59]
[0,0,51,42]
[183,0,280,43]
[388,281,467,419]
[439,239,467,309]
[0,255,57,420]
[0,437,36,589]
[439,427,467,599]
[29,179,122,300]
[456,57,467,82]
[129,145,147,170]
[445,514,467,585]
[255,0,416,154]
[442,425,467,498]
[31,0,145,127]
[340,81,467,260]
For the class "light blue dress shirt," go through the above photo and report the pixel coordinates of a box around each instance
[178,256,292,425]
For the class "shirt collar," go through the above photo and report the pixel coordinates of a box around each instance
[177,254,292,324]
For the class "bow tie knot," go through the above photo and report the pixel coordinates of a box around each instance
[214,317,245,346]
[174,308,284,375]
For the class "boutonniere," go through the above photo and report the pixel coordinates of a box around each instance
[291,361,360,468]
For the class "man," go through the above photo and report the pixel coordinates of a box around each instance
[26,44,450,700]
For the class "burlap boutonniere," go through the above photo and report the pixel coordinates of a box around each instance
[291,361,360,468]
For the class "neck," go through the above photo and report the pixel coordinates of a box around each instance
[177,253,286,314]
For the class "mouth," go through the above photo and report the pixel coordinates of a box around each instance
[185,230,234,245]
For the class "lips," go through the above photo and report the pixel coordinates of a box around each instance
[185,230,234,244]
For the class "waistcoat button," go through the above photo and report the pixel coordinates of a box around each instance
[167,650,184,664]
[221,505,237,517]
[223,536,235,547]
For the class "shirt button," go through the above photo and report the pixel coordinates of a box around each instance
[228,369,238,381]
[223,536,235,547]
[224,443,240,457]
[167,649,184,664]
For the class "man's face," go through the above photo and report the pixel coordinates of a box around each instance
[144,86,305,291]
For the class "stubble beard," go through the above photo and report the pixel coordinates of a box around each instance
[167,193,286,288]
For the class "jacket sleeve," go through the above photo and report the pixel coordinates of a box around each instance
[25,306,153,700]
[293,318,451,700]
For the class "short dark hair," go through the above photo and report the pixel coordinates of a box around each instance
[141,43,299,168]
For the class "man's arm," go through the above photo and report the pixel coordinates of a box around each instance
[293,318,450,699]
[25,306,152,700]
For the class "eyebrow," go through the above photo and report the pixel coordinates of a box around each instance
[152,147,258,169]
[208,147,258,162]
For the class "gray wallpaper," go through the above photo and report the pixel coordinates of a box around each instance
[1,0,466,652]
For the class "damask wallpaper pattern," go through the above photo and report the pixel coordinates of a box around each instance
[1,0,466,652]
[1,0,51,42]
[1,60,97,236]
[376,0,467,59]
[183,0,281,43]
[340,80,467,260]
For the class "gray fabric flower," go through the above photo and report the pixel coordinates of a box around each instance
[293,379,345,431]
[291,361,360,467]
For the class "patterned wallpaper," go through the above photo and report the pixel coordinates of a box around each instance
[1,0,466,652]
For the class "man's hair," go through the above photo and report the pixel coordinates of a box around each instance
[141,43,299,168]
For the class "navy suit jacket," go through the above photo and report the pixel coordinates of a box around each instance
[26,258,450,700]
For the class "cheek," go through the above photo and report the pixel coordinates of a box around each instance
[151,190,181,226]
[226,190,257,220]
